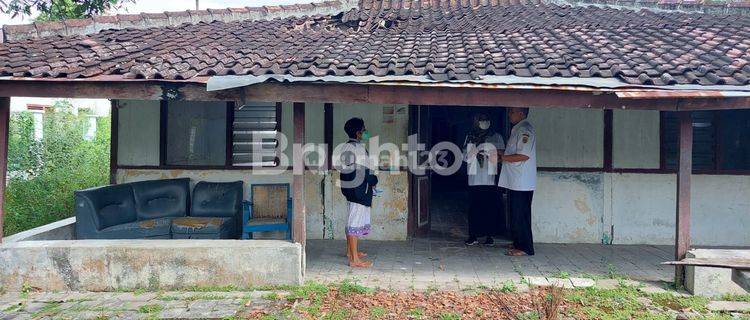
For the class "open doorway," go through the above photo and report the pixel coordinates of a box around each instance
[410,105,511,243]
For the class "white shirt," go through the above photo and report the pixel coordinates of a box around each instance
[498,120,537,191]
[464,132,505,186]
[338,139,371,170]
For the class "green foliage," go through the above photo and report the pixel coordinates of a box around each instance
[369,306,386,319]
[4,100,110,236]
[137,304,163,314]
[499,280,518,293]
[0,0,134,21]
[337,279,373,296]
[438,312,461,320]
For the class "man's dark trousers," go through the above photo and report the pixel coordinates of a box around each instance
[508,190,534,255]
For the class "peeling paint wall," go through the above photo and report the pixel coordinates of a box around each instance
[114,100,749,246]
[534,172,750,246]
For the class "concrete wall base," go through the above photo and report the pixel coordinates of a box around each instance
[0,240,302,292]
[686,249,750,297]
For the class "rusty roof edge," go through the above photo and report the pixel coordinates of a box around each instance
[206,74,750,93]
[1,0,359,42]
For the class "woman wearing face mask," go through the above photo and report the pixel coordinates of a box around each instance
[463,113,506,246]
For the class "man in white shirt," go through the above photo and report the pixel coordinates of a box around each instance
[495,107,536,256]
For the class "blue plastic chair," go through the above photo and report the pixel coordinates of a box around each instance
[242,183,292,240]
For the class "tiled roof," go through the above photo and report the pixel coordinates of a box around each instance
[1,0,750,86]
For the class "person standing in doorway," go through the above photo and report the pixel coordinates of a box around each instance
[496,107,536,256]
[339,117,377,267]
[463,113,506,246]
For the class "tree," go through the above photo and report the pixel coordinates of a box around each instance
[4,100,111,236]
[0,0,133,22]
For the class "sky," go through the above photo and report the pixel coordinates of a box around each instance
[0,0,315,26]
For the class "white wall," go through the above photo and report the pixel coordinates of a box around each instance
[533,172,750,246]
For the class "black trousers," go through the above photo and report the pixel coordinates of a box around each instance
[508,190,535,255]
[467,185,505,238]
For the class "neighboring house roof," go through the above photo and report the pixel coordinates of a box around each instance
[1,0,749,87]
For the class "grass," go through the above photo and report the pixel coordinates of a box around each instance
[137,304,163,314]
[337,279,373,296]
[3,303,25,313]
[438,312,462,320]
[262,292,280,300]
[648,292,709,313]
[369,306,387,319]
[32,302,61,318]
[555,271,571,279]
[499,280,518,293]
[407,308,425,319]
[719,293,750,302]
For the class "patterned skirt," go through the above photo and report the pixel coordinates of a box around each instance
[346,202,371,237]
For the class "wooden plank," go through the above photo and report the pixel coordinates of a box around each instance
[225,101,235,166]
[663,258,750,270]
[109,100,119,184]
[324,103,333,170]
[0,80,238,101]
[244,83,683,110]
[251,185,289,219]
[603,110,613,171]
[159,101,168,166]
[292,102,306,246]
[2,79,750,111]
[675,111,693,286]
[0,97,9,243]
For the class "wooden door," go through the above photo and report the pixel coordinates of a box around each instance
[409,105,431,236]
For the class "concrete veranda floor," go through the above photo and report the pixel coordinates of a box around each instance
[305,239,675,290]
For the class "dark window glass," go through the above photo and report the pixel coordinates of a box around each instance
[717,109,750,170]
[663,111,716,170]
[165,101,227,166]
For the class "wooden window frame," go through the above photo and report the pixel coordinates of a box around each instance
[657,110,750,176]
[116,100,283,170]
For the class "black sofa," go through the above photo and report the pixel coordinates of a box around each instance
[74,178,243,239]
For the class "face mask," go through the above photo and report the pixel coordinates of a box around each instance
[478,121,490,130]
[361,130,370,141]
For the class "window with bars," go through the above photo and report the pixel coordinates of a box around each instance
[231,103,280,167]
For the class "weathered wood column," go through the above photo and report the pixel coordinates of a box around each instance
[109,100,119,185]
[0,97,10,243]
[292,102,306,246]
[675,111,693,286]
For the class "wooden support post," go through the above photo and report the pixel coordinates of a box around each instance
[109,100,119,185]
[292,102,306,246]
[324,103,333,170]
[675,111,693,286]
[0,97,10,243]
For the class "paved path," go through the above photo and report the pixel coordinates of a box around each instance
[306,239,674,290]
[0,291,282,320]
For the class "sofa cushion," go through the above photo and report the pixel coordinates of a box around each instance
[191,181,243,218]
[75,184,137,236]
[98,217,173,239]
[171,217,234,237]
[191,181,243,239]
[131,178,190,220]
